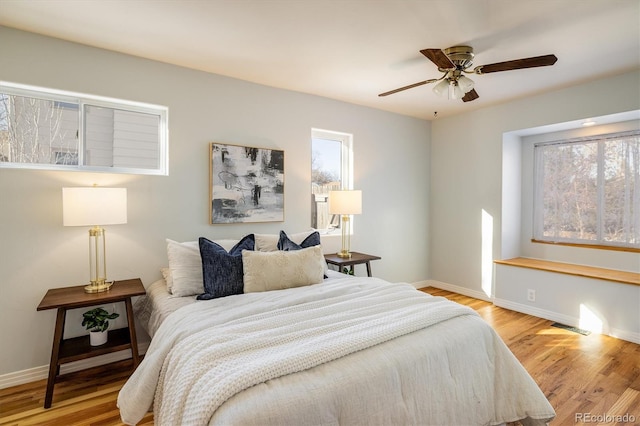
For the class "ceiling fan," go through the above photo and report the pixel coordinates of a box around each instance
[378,46,557,102]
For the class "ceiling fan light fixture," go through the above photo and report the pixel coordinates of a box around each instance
[449,81,465,100]
[457,75,475,93]
[432,79,449,97]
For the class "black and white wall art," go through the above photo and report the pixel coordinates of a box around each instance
[209,142,284,224]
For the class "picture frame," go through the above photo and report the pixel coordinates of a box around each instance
[209,142,284,224]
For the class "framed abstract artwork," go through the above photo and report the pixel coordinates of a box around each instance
[209,142,284,224]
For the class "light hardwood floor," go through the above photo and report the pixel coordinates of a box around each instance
[1,286,638,425]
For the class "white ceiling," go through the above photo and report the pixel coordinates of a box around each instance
[1,0,638,120]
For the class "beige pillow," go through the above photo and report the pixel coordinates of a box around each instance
[160,267,173,291]
[242,246,325,293]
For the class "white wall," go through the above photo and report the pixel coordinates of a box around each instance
[430,70,640,341]
[0,26,430,378]
[494,264,640,343]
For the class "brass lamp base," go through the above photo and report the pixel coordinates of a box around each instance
[337,214,353,259]
[84,280,114,293]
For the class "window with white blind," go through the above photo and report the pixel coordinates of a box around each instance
[533,130,640,249]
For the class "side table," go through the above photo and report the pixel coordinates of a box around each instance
[36,278,146,408]
[324,252,381,277]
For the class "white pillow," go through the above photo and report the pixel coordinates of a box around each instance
[166,239,202,297]
[254,230,316,252]
[242,246,325,293]
[165,238,239,296]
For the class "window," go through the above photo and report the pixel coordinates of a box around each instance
[533,130,639,249]
[0,81,168,175]
[311,128,353,231]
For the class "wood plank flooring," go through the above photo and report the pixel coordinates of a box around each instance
[1,286,638,425]
[424,287,640,426]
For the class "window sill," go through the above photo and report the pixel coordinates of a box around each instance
[531,239,640,254]
[495,257,639,286]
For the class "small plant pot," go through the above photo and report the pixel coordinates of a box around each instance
[89,330,108,346]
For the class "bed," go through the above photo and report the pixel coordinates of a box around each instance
[118,231,555,425]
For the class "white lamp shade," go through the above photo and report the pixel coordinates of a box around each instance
[450,82,465,100]
[329,190,362,215]
[457,75,475,93]
[432,79,449,97]
[63,187,127,226]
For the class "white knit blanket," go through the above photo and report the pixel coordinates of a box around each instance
[118,278,477,425]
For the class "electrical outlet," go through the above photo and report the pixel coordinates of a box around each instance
[527,289,536,302]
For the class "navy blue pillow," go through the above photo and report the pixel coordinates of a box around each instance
[277,230,321,251]
[197,234,255,300]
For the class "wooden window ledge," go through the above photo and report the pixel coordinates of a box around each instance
[494,257,639,287]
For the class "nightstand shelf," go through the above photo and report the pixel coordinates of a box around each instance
[37,278,145,408]
[58,328,132,364]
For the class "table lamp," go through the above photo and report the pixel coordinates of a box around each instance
[329,190,362,258]
[62,187,127,293]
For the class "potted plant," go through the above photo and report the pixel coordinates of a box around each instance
[82,307,119,346]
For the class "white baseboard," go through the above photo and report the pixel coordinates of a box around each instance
[410,280,429,289]
[492,298,577,327]
[0,341,149,390]
[493,298,640,344]
[416,279,493,302]
[609,328,640,345]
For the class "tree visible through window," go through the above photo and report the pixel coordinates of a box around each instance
[0,81,168,175]
[533,130,640,249]
[0,94,78,164]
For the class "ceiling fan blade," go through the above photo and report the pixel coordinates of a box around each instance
[420,49,455,69]
[474,54,557,74]
[462,89,479,102]
[378,79,437,97]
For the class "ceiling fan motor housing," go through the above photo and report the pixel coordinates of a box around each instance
[442,46,475,71]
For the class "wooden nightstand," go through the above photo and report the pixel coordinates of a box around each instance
[324,252,381,277]
[36,278,145,408]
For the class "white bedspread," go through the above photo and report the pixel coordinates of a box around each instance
[119,276,555,426]
[133,278,196,338]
